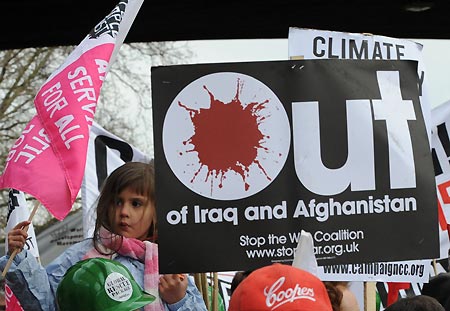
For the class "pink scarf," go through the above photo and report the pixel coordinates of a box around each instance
[83,227,164,311]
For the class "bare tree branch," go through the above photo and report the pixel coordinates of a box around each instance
[0,42,192,237]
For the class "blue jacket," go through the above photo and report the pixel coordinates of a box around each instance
[0,239,207,311]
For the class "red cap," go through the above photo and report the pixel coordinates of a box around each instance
[229,263,332,311]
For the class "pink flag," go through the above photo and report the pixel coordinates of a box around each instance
[5,283,24,311]
[0,0,143,220]
[0,116,70,220]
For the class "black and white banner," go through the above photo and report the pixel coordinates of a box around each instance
[287,28,438,283]
[288,27,432,140]
[5,189,39,258]
[151,59,438,274]
[431,99,450,248]
[81,121,150,237]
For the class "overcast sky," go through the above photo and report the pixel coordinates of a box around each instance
[186,38,450,109]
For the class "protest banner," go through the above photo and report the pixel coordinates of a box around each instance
[5,189,39,258]
[0,0,143,221]
[151,59,438,273]
[288,27,432,140]
[0,0,143,277]
[82,121,150,237]
[4,189,39,311]
[287,28,437,285]
[431,99,450,245]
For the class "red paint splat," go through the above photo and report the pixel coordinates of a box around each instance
[179,79,271,192]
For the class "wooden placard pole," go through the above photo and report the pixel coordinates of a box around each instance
[194,273,202,294]
[212,272,218,311]
[200,273,210,310]
[432,259,438,276]
[2,201,40,278]
[364,281,377,311]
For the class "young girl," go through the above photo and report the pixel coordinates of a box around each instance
[2,161,207,311]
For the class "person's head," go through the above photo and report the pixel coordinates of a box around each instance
[94,161,157,242]
[384,295,444,311]
[56,257,155,311]
[422,272,450,309]
[444,297,450,311]
[324,281,360,311]
[323,281,343,311]
[230,270,253,295]
[228,263,332,311]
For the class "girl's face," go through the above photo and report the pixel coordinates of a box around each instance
[111,186,155,241]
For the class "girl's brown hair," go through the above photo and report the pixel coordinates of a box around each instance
[324,281,344,311]
[93,161,156,254]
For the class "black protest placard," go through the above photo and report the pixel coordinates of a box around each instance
[151,59,438,274]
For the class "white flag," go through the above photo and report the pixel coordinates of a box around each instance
[81,121,150,238]
[5,189,39,258]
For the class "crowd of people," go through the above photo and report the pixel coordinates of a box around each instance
[1,160,448,311]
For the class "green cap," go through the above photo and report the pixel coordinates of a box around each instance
[56,258,156,311]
